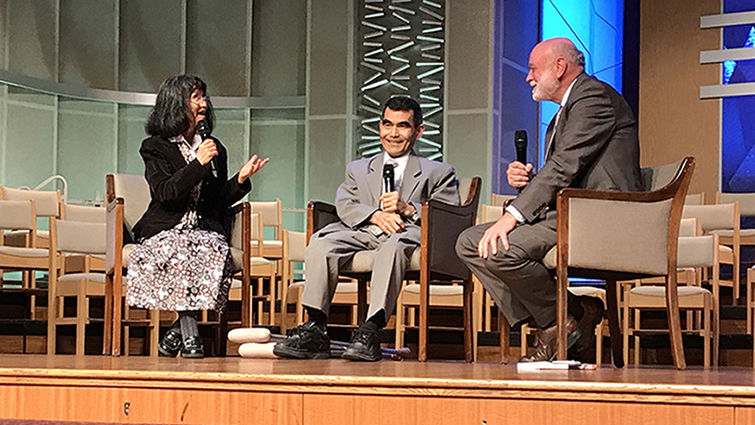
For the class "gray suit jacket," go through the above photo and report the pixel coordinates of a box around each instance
[334,151,460,231]
[510,73,642,223]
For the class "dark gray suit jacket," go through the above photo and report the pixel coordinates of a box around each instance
[334,151,459,231]
[510,73,642,223]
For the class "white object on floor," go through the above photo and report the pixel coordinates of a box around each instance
[239,342,278,358]
[228,327,271,344]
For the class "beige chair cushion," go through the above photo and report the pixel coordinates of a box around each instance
[122,244,134,268]
[631,285,710,297]
[340,248,421,273]
[112,174,150,232]
[57,221,106,254]
[719,192,755,216]
[404,283,464,296]
[59,273,106,283]
[682,204,736,232]
[250,200,281,226]
[0,246,48,257]
[0,200,35,230]
[287,231,306,263]
[1,187,60,217]
[480,205,504,223]
[3,229,47,246]
[543,246,557,269]
[711,229,755,238]
[677,236,715,268]
[250,240,283,248]
[63,203,106,223]
[568,286,606,299]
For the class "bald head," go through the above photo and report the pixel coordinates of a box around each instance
[526,37,585,103]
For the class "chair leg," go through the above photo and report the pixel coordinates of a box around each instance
[704,297,711,368]
[665,276,686,370]
[395,290,404,349]
[520,325,530,358]
[748,268,754,335]
[419,269,429,362]
[595,321,603,364]
[216,311,228,357]
[149,309,159,357]
[103,273,113,355]
[463,279,473,363]
[269,272,276,327]
[498,311,509,364]
[622,292,629,366]
[76,283,87,356]
[605,280,625,368]
[357,280,368,325]
[111,271,123,356]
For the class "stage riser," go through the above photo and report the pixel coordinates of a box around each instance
[0,384,746,425]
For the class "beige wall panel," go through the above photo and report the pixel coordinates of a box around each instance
[118,0,183,92]
[4,102,55,188]
[0,0,7,70]
[252,0,307,97]
[214,109,249,179]
[445,113,491,200]
[308,119,346,203]
[639,0,720,198]
[309,0,349,115]
[59,0,117,89]
[117,105,151,176]
[303,394,733,425]
[186,0,249,96]
[7,0,57,80]
[446,0,492,111]
[251,116,305,231]
[57,99,116,202]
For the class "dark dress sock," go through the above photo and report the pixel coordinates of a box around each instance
[305,306,328,330]
[178,311,200,339]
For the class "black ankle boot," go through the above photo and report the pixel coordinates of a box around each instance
[158,329,182,357]
[181,336,205,359]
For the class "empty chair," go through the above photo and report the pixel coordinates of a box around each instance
[623,233,720,367]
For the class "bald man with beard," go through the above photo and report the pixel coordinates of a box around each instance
[456,37,642,363]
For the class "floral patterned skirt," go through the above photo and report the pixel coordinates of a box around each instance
[126,228,232,312]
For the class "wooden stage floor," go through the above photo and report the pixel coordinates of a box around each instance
[3,355,755,424]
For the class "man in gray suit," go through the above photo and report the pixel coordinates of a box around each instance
[275,96,459,361]
[456,38,642,362]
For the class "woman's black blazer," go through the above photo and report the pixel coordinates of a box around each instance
[131,135,251,242]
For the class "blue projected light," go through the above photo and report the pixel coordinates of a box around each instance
[538,0,624,167]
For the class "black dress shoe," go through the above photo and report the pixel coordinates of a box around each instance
[158,329,182,357]
[569,296,606,362]
[341,326,381,362]
[180,336,205,359]
[519,316,581,362]
[273,321,330,359]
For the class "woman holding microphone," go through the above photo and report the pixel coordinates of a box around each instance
[127,74,268,358]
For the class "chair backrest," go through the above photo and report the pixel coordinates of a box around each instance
[682,203,738,233]
[480,204,503,223]
[0,200,36,231]
[678,217,700,237]
[562,157,694,276]
[640,159,687,192]
[684,193,705,205]
[426,176,482,280]
[717,192,755,216]
[0,186,60,218]
[55,219,106,255]
[285,230,307,263]
[62,203,106,223]
[250,199,282,238]
[106,174,150,233]
[490,193,516,207]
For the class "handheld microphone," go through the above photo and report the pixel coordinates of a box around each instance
[196,119,217,178]
[515,130,527,165]
[383,162,396,193]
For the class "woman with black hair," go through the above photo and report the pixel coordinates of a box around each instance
[127,74,268,358]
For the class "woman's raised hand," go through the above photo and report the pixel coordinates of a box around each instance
[238,154,270,184]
